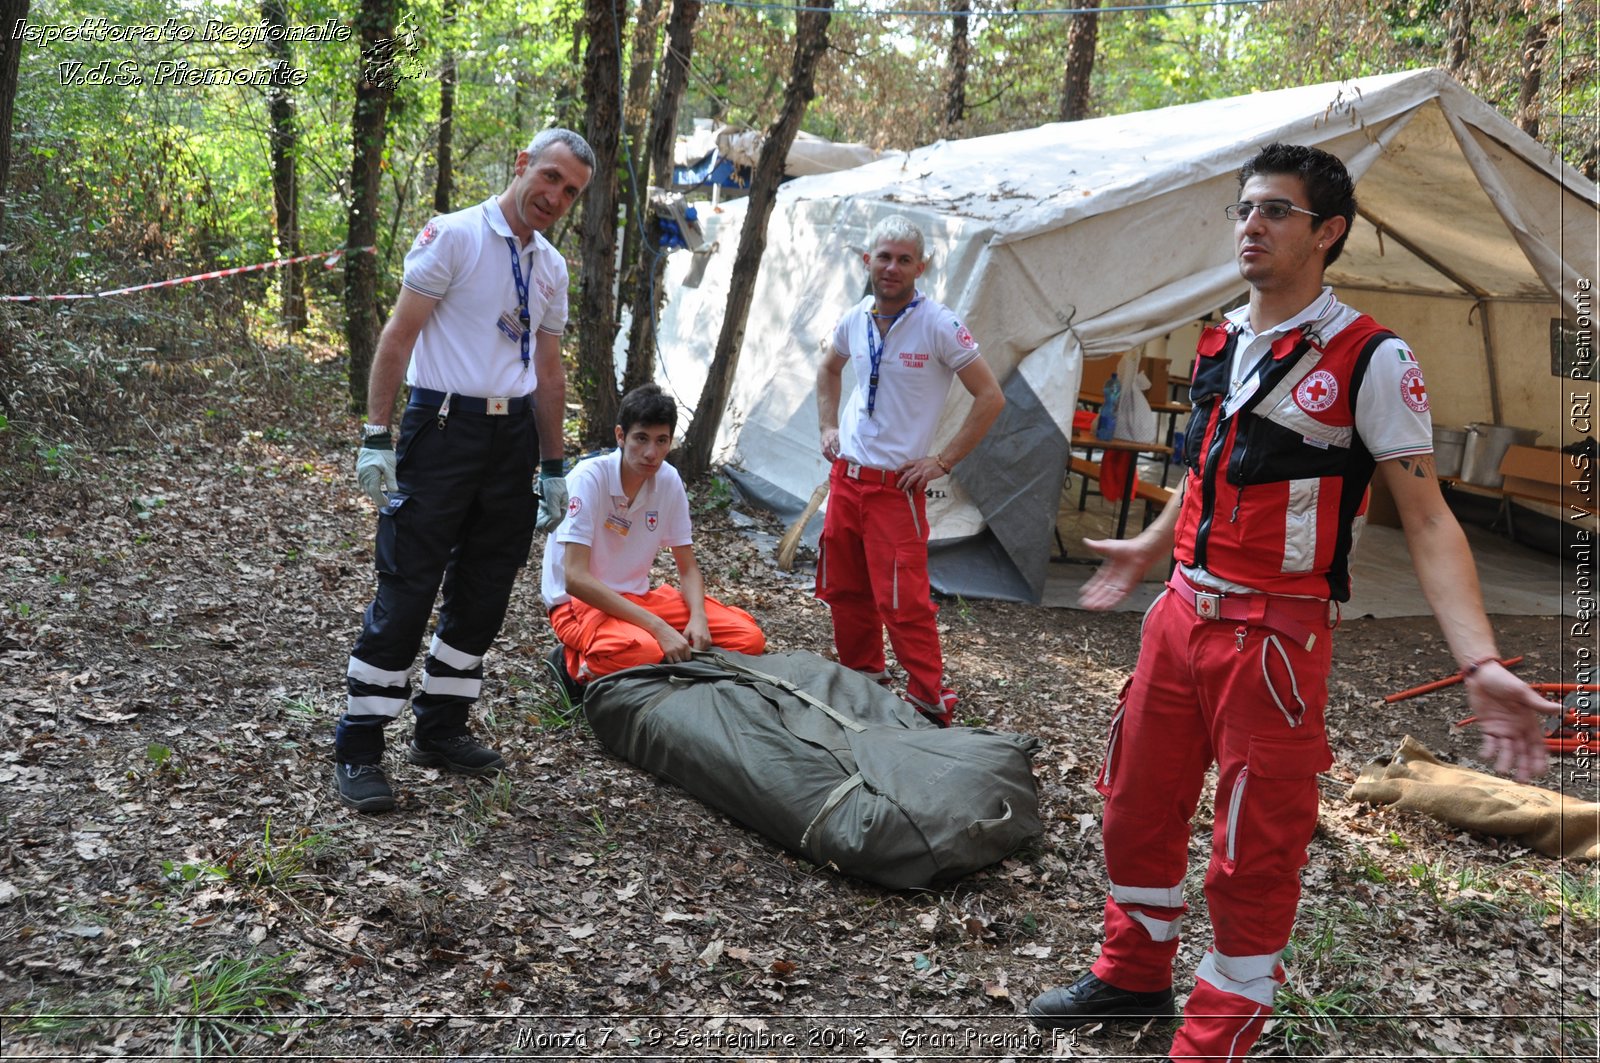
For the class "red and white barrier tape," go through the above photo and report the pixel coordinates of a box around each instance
[1,245,375,303]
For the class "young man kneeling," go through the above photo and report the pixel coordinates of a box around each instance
[542,383,766,688]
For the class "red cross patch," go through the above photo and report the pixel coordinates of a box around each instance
[955,324,977,350]
[416,221,439,247]
[1400,366,1429,412]
[567,496,582,517]
[1294,370,1339,413]
[646,511,659,531]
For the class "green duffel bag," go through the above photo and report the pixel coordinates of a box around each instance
[583,648,1043,890]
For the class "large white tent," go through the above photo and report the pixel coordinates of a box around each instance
[649,69,1599,602]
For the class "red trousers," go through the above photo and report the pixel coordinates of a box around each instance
[548,586,766,681]
[1092,580,1335,1061]
[815,464,943,705]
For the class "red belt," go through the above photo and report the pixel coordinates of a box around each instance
[834,458,900,488]
[1167,569,1334,651]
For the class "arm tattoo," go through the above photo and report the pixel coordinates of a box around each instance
[1396,455,1437,480]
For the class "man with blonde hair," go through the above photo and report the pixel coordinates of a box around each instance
[814,215,1004,725]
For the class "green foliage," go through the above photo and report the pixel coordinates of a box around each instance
[162,819,338,894]
[514,666,583,730]
[147,950,308,1058]
[3,998,101,1040]
[1268,899,1402,1054]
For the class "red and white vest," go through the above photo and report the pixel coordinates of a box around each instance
[1173,314,1397,601]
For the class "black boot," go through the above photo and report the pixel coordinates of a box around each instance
[1027,971,1175,1030]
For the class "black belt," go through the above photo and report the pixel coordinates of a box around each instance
[408,387,533,415]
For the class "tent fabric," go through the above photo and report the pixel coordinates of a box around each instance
[583,649,1044,889]
[651,70,1599,603]
[673,126,888,191]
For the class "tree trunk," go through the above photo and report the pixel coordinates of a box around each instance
[944,0,969,131]
[574,0,628,444]
[623,0,701,397]
[1516,13,1555,138]
[263,0,305,333]
[0,0,30,243]
[677,0,832,477]
[1058,0,1100,122]
[344,0,397,412]
[617,0,664,360]
[434,0,458,214]
[1444,0,1471,78]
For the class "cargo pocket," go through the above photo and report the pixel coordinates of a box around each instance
[373,494,409,578]
[1260,634,1308,728]
[1094,676,1135,798]
[887,546,931,618]
[1221,734,1332,873]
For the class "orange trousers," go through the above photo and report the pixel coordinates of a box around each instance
[548,586,766,681]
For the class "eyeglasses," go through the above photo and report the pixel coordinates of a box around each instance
[1224,200,1320,222]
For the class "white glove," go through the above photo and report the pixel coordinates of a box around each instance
[355,443,397,506]
[536,475,568,532]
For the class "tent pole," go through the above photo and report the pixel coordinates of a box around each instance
[1356,206,1504,423]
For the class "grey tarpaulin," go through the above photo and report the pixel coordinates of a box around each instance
[583,649,1044,890]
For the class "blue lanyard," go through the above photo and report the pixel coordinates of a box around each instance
[863,297,919,419]
[503,236,532,371]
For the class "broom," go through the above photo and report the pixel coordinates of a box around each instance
[776,481,829,571]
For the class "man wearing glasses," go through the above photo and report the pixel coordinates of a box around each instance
[1026,143,1554,1060]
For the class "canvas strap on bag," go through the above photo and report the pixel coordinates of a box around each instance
[800,773,866,849]
[693,650,868,734]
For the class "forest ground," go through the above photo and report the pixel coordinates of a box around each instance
[0,350,1595,1061]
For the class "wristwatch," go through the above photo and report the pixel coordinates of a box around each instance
[361,422,390,440]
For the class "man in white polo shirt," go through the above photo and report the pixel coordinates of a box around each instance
[334,128,594,813]
[542,383,765,687]
[815,215,1004,726]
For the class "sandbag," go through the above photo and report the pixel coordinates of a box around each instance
[1348,735,1600,860]
[583,649,1044,889]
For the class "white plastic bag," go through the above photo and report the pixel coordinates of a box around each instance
[1113,350,1159,443]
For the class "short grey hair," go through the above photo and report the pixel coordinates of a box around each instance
[867,215,926,260]
[526,128,596,173]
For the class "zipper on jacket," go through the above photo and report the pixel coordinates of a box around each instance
[1194,412,1237,572]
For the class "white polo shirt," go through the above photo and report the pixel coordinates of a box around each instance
[541,450,694,610]
[1222,288,1432,462]
[401,196,570,398]
[831,292,982,469]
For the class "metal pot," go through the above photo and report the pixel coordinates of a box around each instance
[1459,423,1540,487]
[1432,427,1467,479]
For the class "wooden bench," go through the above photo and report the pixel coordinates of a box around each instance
[1055,456,1175,561]
[1438,473,1596,544]
[1070,456,1175,507]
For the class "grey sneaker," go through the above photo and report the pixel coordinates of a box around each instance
[405,733,506,776]
[334,762,395,813]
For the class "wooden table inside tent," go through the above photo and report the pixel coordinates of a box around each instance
[1067,434,1175,541]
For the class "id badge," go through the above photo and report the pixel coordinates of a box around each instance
[1223,374,1260,419]
[496,309,526,344]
